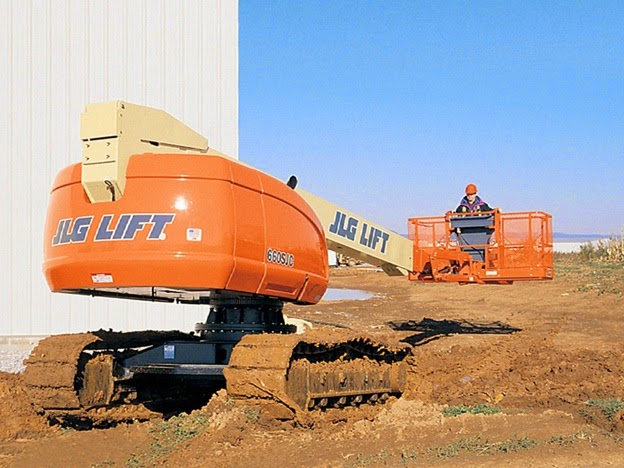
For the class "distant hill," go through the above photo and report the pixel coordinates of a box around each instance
[554,232,608,242]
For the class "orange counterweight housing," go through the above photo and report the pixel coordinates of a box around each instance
[43,154,329,305]
[408,210,553,284]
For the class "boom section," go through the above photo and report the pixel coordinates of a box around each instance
[297,189,413,276]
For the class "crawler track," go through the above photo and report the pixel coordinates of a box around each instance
[224,330,411,419]
[23,330,198,425]
[24,329,411,424]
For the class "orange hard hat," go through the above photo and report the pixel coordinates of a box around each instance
[465,184,478,195]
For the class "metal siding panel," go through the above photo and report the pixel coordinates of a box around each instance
[214,0,224,150]
[10,0,33,335]
[29,0,53,336]
[86,296,113,332]
[49,295,79,335]
[68,1,88,168]
[220,0,239,158]
[163,0,182,119]
[48,295,69,335]
[0,0,12,334]
[107,299,128,331]
[200,1,220,151]
[87,0,106,103]
[105,0,128,100]
[2,0,238,337]
[126,0,146,102]
[182,0,201,134]
[41,0,70,334]
[186,305,209,333]
[144,2,165,108]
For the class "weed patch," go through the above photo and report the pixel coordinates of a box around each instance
[127,412,211,467]
[554,259,624,296]
[346,448,391,467]
[241,406,261,424]
[586,398,624,422]
[427,435,536,459]
[427,437,480,458]
[442,403,502,417]
[547,430,593,446]
[344,430,591,466]
[579,234,624,263]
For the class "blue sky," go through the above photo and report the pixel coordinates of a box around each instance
[239,1,623,234]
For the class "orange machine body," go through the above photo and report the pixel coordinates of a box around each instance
[408,210,553,284]
[43,154,329,305]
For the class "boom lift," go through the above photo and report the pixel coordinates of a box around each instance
[24,101,553,424]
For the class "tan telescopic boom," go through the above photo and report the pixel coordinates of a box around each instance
[296,190,413,276]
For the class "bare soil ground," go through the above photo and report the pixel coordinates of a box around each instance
[1,258,624,467]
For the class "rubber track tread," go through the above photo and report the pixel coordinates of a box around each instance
[224,330,410,418]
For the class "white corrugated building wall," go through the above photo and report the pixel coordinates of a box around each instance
[0,0,238,339]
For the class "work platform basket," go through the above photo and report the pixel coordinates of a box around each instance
[408,210,553,284]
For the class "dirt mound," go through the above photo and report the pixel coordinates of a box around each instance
[130,390,294,466]
[0,371,51,440]
[405,333,624,411]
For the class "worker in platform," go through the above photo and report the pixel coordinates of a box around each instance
[456,184,492,213]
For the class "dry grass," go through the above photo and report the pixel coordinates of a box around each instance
[579,232,624,263]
